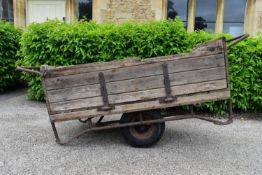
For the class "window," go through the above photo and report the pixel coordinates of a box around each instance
[166,0,249,34]
[167,0,188,27]
[195,0,217,33]
[224,0,246,36]
[78,0,92,20]
[0,0,13,22]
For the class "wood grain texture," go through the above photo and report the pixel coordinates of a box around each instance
[45,38,224,78]
[44,53,206,78]
[48,66,226,104]
[50,89,230,122]
[45,54,224,90]
[42,38,230,122]
[49,79,227,112]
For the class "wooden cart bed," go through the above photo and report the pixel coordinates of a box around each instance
[41,38,230,122]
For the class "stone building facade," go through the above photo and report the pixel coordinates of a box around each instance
[1,0,262,35]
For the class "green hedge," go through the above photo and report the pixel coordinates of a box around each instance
[0,20,22,91]
[18,19,189,100]
[18,19,262,114]
[189,31,262,113]
[227,35,262,112]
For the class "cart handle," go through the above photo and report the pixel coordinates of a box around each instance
[16,66,42,76]
[226,34,249,49]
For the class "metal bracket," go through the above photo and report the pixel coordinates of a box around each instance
[207,46,216,52]
[159,63,176,103]
[97,72,114,111]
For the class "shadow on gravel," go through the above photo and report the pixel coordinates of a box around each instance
[0,83,27,101]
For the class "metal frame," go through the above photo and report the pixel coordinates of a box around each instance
[49,100,233,145]
[16,34,248,145]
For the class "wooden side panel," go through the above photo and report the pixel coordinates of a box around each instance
[49,79,227,112]
[48,67,226,103]
[45,54,224,90]
[50,89,231,122]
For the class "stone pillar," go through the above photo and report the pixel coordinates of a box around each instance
[13,0,26,29]
[151,0,164,20]
[66,0,78,22]
[92,0,105,23]
[245,0,256,35]
[215,0,224,33]
[93,0,163,23]
[187,0,196,32]
[161,0,167,19]
[254,0,262,34]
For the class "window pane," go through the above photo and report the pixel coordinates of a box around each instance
[0,0,14,22]
[224,0,246,22]
[224,23,244,37]
[78,0,92,20]
[195,0,217,33]
[224,0,246,36]
[167,0,188,22]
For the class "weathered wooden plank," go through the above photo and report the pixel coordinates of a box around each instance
[49,89,230,122]
[47,66,226,103]
[49,79,227,112]
[46,53,220,78]
[46,53,193,77]
[45,39,225,78]
[48,84,101,102]
[45,54,225,90]
[192,37,224,53]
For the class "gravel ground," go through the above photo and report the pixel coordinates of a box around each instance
[0,88,262,175]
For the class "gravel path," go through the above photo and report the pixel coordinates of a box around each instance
[0,89,262,175]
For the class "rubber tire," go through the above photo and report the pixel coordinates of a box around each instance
[120,110,165,148]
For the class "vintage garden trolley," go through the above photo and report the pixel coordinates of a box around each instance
[17,34,248,147]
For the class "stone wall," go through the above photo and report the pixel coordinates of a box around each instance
[12,0,262,35]
[93,0,164,23]
[255,0,262,33]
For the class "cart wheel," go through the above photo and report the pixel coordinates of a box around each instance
[120,110,165,148]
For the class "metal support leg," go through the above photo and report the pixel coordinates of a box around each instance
[49,118,94,145]
[50,122,61,144]
[87,118,92,128]
[96,116,104,124]
[194,99,233,125]
[228,98,233,120]
[190,105,194,115]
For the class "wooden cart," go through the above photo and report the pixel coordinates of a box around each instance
[17,34,248,147]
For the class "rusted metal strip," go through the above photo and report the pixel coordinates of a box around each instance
[159,63,176,103]
[97,72,114,111]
